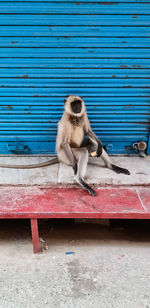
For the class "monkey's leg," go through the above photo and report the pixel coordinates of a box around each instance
[82,140,130,175]
[72,148,97,197]
[101,148,130,175]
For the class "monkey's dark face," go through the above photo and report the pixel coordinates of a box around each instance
[71,100,82,114]
[64,95,85,116]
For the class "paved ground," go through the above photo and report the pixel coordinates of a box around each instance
[0,155,149,185]
[0,219,150,308]
[0,155,149,308]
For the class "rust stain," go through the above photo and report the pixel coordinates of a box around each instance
[33,94,39,97]
[137,122,147,125]
[123,105,132,108]
[112,75,116,78]
[29,86,35,88]
[76,2,80,5]
[123,85,132,88]
[1,85,5,88]
[133,65,141,68]
[7,105,13,109]
[98,2,116,4]
[132,15,137,18]
[64,36,70,39]
[11,41,15,44]
[22,75,29,79]
[120,65,128,68]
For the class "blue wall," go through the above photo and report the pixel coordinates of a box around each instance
[0,0,149,154]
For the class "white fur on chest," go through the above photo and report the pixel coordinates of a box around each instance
[70,126,84,147]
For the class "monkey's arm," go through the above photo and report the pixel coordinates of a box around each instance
[57,119,77,174]
[56,121,77,174]
[63,142,77,174]
[86,130,102,157]
[83,114,102,157]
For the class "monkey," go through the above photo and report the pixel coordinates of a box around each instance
[0,95,130,197]
[56,95,130,197]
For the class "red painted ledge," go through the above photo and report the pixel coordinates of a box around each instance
[0,186,149,219]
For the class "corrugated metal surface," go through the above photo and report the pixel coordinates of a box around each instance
[0,0,150,155]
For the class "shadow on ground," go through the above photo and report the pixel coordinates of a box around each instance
[0,218,150,246]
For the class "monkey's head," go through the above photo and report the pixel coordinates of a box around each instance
[64,95,85,117]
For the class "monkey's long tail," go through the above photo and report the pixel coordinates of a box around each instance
[76,177,97,197]
[0,158,58,169]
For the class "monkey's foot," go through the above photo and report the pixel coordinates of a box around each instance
[111,164,130,175]
[89,187,97,197]
[78,178,97,197]
[83,182,97,197]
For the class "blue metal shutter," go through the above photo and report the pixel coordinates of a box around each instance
[0,0,149,155]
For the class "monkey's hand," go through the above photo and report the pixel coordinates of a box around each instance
[97,143,102,157]
[86,130,102,157]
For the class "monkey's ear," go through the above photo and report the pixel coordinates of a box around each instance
[79,95,83,101]
[64,95,70,104]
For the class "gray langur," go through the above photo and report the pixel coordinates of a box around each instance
[0,95,130,197]
[56,95,130,197]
